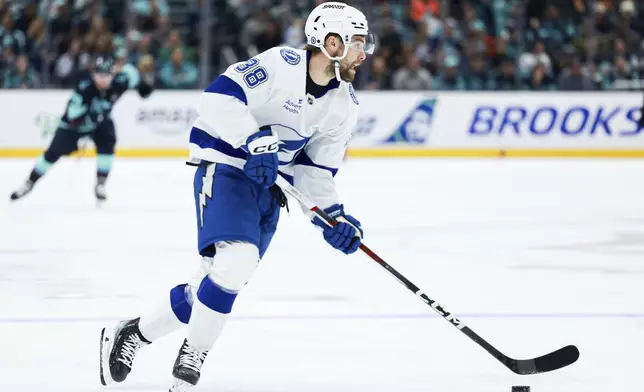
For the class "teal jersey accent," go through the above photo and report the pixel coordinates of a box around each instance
[59,69,143,133]
[66,91,88,120]
[120,64,141,89]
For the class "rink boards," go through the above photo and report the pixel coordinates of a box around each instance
[0,90,642,158]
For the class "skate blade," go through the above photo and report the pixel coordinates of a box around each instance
[169,379,195,392]
[99,327,115,386]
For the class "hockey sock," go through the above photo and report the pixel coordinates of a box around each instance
[185,276,236,350]
[29,155,55,183]
[138,284,192,342]
[96,154,114,179]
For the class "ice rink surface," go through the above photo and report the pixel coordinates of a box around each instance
[1,157,642,391]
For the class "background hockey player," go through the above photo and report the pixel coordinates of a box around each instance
[99,2,375,391]
[9,54,155,202]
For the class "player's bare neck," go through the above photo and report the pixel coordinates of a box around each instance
[308,52,334,87]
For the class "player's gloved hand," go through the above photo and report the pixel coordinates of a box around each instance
[243,127,279,188]
[312,204,363,255]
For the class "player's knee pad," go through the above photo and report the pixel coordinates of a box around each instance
[206,241,259,292]
[186,256,214,304]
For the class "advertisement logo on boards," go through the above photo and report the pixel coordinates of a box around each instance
[136,107,198,135]
[468,104,642,137]
[383,97,437,144]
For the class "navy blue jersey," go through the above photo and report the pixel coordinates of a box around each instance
[60,64,154,133]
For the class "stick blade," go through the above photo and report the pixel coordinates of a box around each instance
[509,345,580,375]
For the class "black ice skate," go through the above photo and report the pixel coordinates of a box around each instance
[9,180,34,201]
[169,339,209,392]
[95,182,107,202]
[100,318,150,386]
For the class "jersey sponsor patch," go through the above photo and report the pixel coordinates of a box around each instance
[349,84,359,105]
[282,98,303,114]
[280,49,301,65]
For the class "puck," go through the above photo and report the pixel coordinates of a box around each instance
[511,387,530,392]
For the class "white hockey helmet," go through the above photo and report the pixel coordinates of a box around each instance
[305,2,375,62]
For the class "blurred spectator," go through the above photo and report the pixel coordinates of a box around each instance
[0,0,641,91]
[518,41,552,78]
[492,56,519,90]
[617,0,643,50]
[1,10,28,55]
[26,15,46,73]
[393,53,433,90]
[524,62,555,90]
[378,20,404,72]
[410,0,440,24]
[593,1,616,36]
[128,32,155,66]
[159,29,196,63]
[364,55,391,90]
[72,0,108,35]
[133,0,169,35]
[1,47,15,73]
[524,4,577,56]
[159,47,198,89]
[435,54,466,90]
[603,55,640,90]
[557,58,594,91]
[3,53,39,88]
[53,37,82,87]
[254,19,283,54]
[464,54,492,90]
[442,18,465,56]
[282,18,306,48]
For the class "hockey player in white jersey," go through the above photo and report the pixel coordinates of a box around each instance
[99,2,374,390]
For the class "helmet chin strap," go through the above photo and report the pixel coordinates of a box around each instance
[333,60,341,82]
[321,45,349,82]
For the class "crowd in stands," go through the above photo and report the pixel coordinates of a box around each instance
[0,0,642,91]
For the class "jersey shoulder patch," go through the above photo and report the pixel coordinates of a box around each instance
[279,48,301,65]
[348,83,359,105]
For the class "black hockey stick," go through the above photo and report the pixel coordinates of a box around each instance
[275,176,579,375]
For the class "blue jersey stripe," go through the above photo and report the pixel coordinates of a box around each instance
[204,75,247,105]
[190,127,247,159]
[294,150,338,176]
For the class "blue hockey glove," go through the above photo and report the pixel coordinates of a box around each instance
[312,204,363,255]
[243,128,279,187]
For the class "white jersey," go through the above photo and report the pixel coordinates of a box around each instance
[188,46,359,210]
